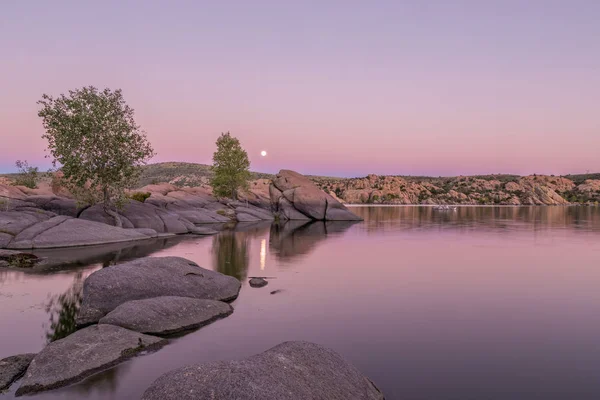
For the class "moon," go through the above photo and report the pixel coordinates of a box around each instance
[260,150,267,157]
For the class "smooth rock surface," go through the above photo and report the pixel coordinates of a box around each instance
[0,353,35,391]
[15,325,165,396]
[249,277,268,288]
[7,218,149,249]
[99,296,233,335]
[142,341,384,400]
[77,256,241,325]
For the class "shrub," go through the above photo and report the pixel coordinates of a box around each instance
[13,160,39,189]
[128,191,151,203]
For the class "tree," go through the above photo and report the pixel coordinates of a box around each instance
[38,86,154,226]
[13,160,39,189]
[210,132,251,199]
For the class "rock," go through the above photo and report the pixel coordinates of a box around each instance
[142,341,384,400]
[99,296,233,335]
[79,201,212,234]
[0,249,39,268]
[0,232,13,248]
[0,210,53,236]
[15,325,165,396]
[24,196,79,217]
[6,218,149,249]
[235,212,262,222]
[0,353,35,391]
[189,226,218,235]
[132,228,159,237]
[271,170,362,221]
[77,256,241,326]
[249,277,268,288]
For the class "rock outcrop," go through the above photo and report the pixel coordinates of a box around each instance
[98,296,233,335]
[270,170,362,221]
[313,173,600,205]
[0,353,35,391]
[16,325,165,396]
[142,341,384,400]
[77,256,241,326]
[0,182,276,249]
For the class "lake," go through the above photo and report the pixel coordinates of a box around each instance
[2,206,600,399]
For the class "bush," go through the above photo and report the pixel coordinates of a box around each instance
[128,192,151,203]
[13,160,39,189]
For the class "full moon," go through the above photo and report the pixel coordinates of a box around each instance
[260,150,267,157]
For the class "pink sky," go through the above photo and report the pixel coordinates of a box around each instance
[1,1,599,177]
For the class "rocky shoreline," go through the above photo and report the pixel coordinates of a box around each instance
[2,255,383,399]
[0,170,361,250]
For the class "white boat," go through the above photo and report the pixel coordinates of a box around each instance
[433,205,458,211]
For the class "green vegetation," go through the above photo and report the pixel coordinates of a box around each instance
[210,132,251,199]
[38,86,155,226]
[128,191,151,203]
[13,160,39,189]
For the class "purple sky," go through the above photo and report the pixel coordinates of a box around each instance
[1,1,599,177]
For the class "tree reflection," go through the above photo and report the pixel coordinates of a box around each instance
[212,231,249,281]
[45,271,84,343]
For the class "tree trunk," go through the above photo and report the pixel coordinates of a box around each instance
[103,187,123,228]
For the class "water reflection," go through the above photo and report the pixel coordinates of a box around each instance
[353,205,600,233]
[269,220,358,262]
[28,236,199,273]
[211,232,250,280]
[44,272,85,342]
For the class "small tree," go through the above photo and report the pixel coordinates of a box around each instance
[38,86,154,226]
[13,160,39,189]
[211,132,251,199]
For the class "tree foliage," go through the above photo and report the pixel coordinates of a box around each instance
[13,160,39,189]
[38,86,154,225]
[210,132,251,199]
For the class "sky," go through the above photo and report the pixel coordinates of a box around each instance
[1,1,598,177]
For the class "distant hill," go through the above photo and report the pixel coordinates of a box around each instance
[135,162,273,188]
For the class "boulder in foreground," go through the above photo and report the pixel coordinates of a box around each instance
[142,341,384,400]
[0,353,35,391]
[77,257,241,326]
[16,325,165,396]
[99,296,233,335]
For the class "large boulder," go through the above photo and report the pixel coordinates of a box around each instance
[0,210,53,236]
[15,325,165,396]
[23,196,80,217]
[77,256,241,326]
[99,296,233,335]
[142,341,384,400]
[6,217,149,249]
[0,353,35,391]
[270,170,362,221]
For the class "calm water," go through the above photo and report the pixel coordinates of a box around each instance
[2,206,600,399]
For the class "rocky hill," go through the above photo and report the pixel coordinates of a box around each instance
[313,174,600,205]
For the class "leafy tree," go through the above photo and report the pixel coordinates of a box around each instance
[211,132,251,199]
[13,160,39,189]
[38,86,154,226]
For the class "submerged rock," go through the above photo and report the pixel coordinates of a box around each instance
[0,353,35,391]
[77,256,241,326]
[249,277,268,288]
[15,325,165,396]
[99,296,233,335]
[142,341,384,400]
